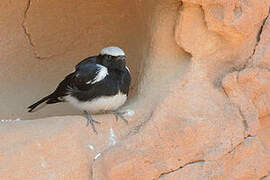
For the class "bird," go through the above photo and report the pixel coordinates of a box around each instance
[27,46,131,133]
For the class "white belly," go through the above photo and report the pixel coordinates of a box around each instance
[64,91,127,113]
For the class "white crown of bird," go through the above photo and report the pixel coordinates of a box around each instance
[100,46,125,57]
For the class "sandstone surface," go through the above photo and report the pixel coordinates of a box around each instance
[0,0,270,179]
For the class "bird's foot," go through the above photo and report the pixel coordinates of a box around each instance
[83,111,100,134]
[112,110,128,124]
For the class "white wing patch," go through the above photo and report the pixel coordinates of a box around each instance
[125,66,130,73]
[91,64,108,84]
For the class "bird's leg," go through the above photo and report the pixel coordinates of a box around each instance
[83,111,100,133]
[112,110,128,124]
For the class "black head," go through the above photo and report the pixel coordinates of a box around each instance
[97,46,126,70]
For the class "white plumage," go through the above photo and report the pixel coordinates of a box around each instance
[100,46,125,56]
[86,64,108,84]
[125,66,130,73]
[64,91,127,113]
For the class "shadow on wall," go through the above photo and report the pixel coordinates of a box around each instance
[0,0,190,120]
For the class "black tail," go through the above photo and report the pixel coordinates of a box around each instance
[27,95,51,112]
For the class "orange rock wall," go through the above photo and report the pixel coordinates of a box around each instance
[0,0,270,179]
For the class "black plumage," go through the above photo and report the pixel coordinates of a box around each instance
[28,47,131,133]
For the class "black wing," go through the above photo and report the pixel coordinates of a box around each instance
[28,63,103,112]
[75,56,98,70]
[54,63,103,96]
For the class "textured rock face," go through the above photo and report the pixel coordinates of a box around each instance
[0,117,93,179]
[0,0,270,179]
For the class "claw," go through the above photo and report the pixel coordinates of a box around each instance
[112,111,128,124]
[83,111,100,134]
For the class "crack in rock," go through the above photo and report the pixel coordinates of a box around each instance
[220,8,270,103]
[254,7,270,56]
[238,107,249,135]
[226,135,254,155]
[246,7,270,67]
[22,0,43,59]
[21,0,60,59]
[156,160,205,179]
[22,0,34,48]
[221,86,229,98]
[222,75,251,137]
